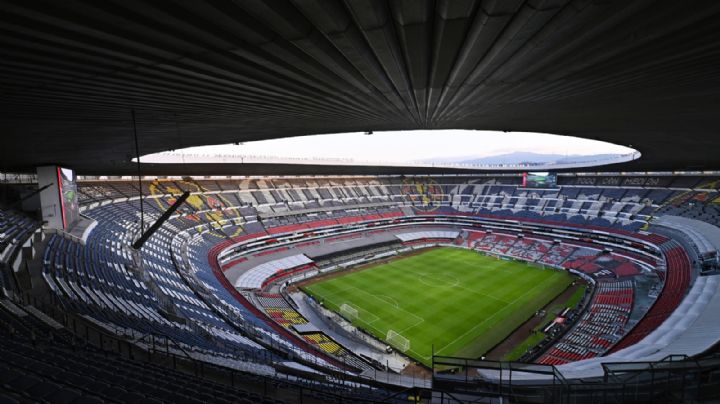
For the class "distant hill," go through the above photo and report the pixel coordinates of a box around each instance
[422,152,622,166]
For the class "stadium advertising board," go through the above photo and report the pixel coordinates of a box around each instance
[37,165,79,230]
[522,172,558,188]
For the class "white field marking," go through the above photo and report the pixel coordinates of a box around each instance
[406,347,432,361]
[331,286,425,330]
[450,281,512,305]
[395,271,521,350]
[349,302,381,324]
[434,273,562,356]
[314,285,388,307]
[432,251,525,302]
[397,319,425,335]
[315,287,380,323]
[455,254,555,303]
[374,293,426,334]
[316,284,426,327]
[311,285,358,300]
[348,313,380,329]
[345,305,381,325]
[417,273,460,288]
[417,270,512,305]
[375,295,400,308]
[340,302,359,319]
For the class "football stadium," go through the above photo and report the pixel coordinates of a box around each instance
[1,2,720,403]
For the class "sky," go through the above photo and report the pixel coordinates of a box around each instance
[155,130,636,165]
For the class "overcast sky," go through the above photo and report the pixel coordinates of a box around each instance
[157,130,636,163]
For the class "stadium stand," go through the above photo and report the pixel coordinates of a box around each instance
[538,280,634,365]
[395,230,460,243]
[608,242,692,352]
[4,3,720,399]
[0,300,284,404]
[4,172,720,402]
[235,255,314,290]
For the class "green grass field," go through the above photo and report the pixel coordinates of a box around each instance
[502,285,587,361]
[302,247,573,367]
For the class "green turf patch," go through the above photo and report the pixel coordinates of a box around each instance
[302,247,574,367]
[503,283,588,361]
[503,332,546,361]
[531,283,588,333]
[565,284,588,308]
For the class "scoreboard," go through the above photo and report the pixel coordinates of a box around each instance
[522,172,558,188]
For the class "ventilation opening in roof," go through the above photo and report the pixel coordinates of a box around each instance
[138,130,640,170]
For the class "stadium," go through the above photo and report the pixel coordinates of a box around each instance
[1,2,719,403]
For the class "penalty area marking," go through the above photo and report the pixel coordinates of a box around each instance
[312,286,381,323]
[319,285,424,331]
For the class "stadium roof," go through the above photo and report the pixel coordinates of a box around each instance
[1,0,719,175]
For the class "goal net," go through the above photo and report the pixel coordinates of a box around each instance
[386,330,410,352]
[340,303,359,321]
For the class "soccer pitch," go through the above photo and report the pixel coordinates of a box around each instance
[302,247,573,367]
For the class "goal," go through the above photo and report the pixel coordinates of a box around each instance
[386,330,410,352]
[340,303,359,321]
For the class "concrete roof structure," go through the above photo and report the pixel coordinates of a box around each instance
[1,0,719,175]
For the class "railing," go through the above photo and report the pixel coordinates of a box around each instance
[432,353,720,403]
[15,292,418,403]
[19,286,720,402]
[168,234,287,364]
[9,220,720,402]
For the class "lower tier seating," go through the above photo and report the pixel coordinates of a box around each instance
[538,280,634,365]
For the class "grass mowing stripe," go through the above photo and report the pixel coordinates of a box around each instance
[441,271,569,358]
[302,247,574,366]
